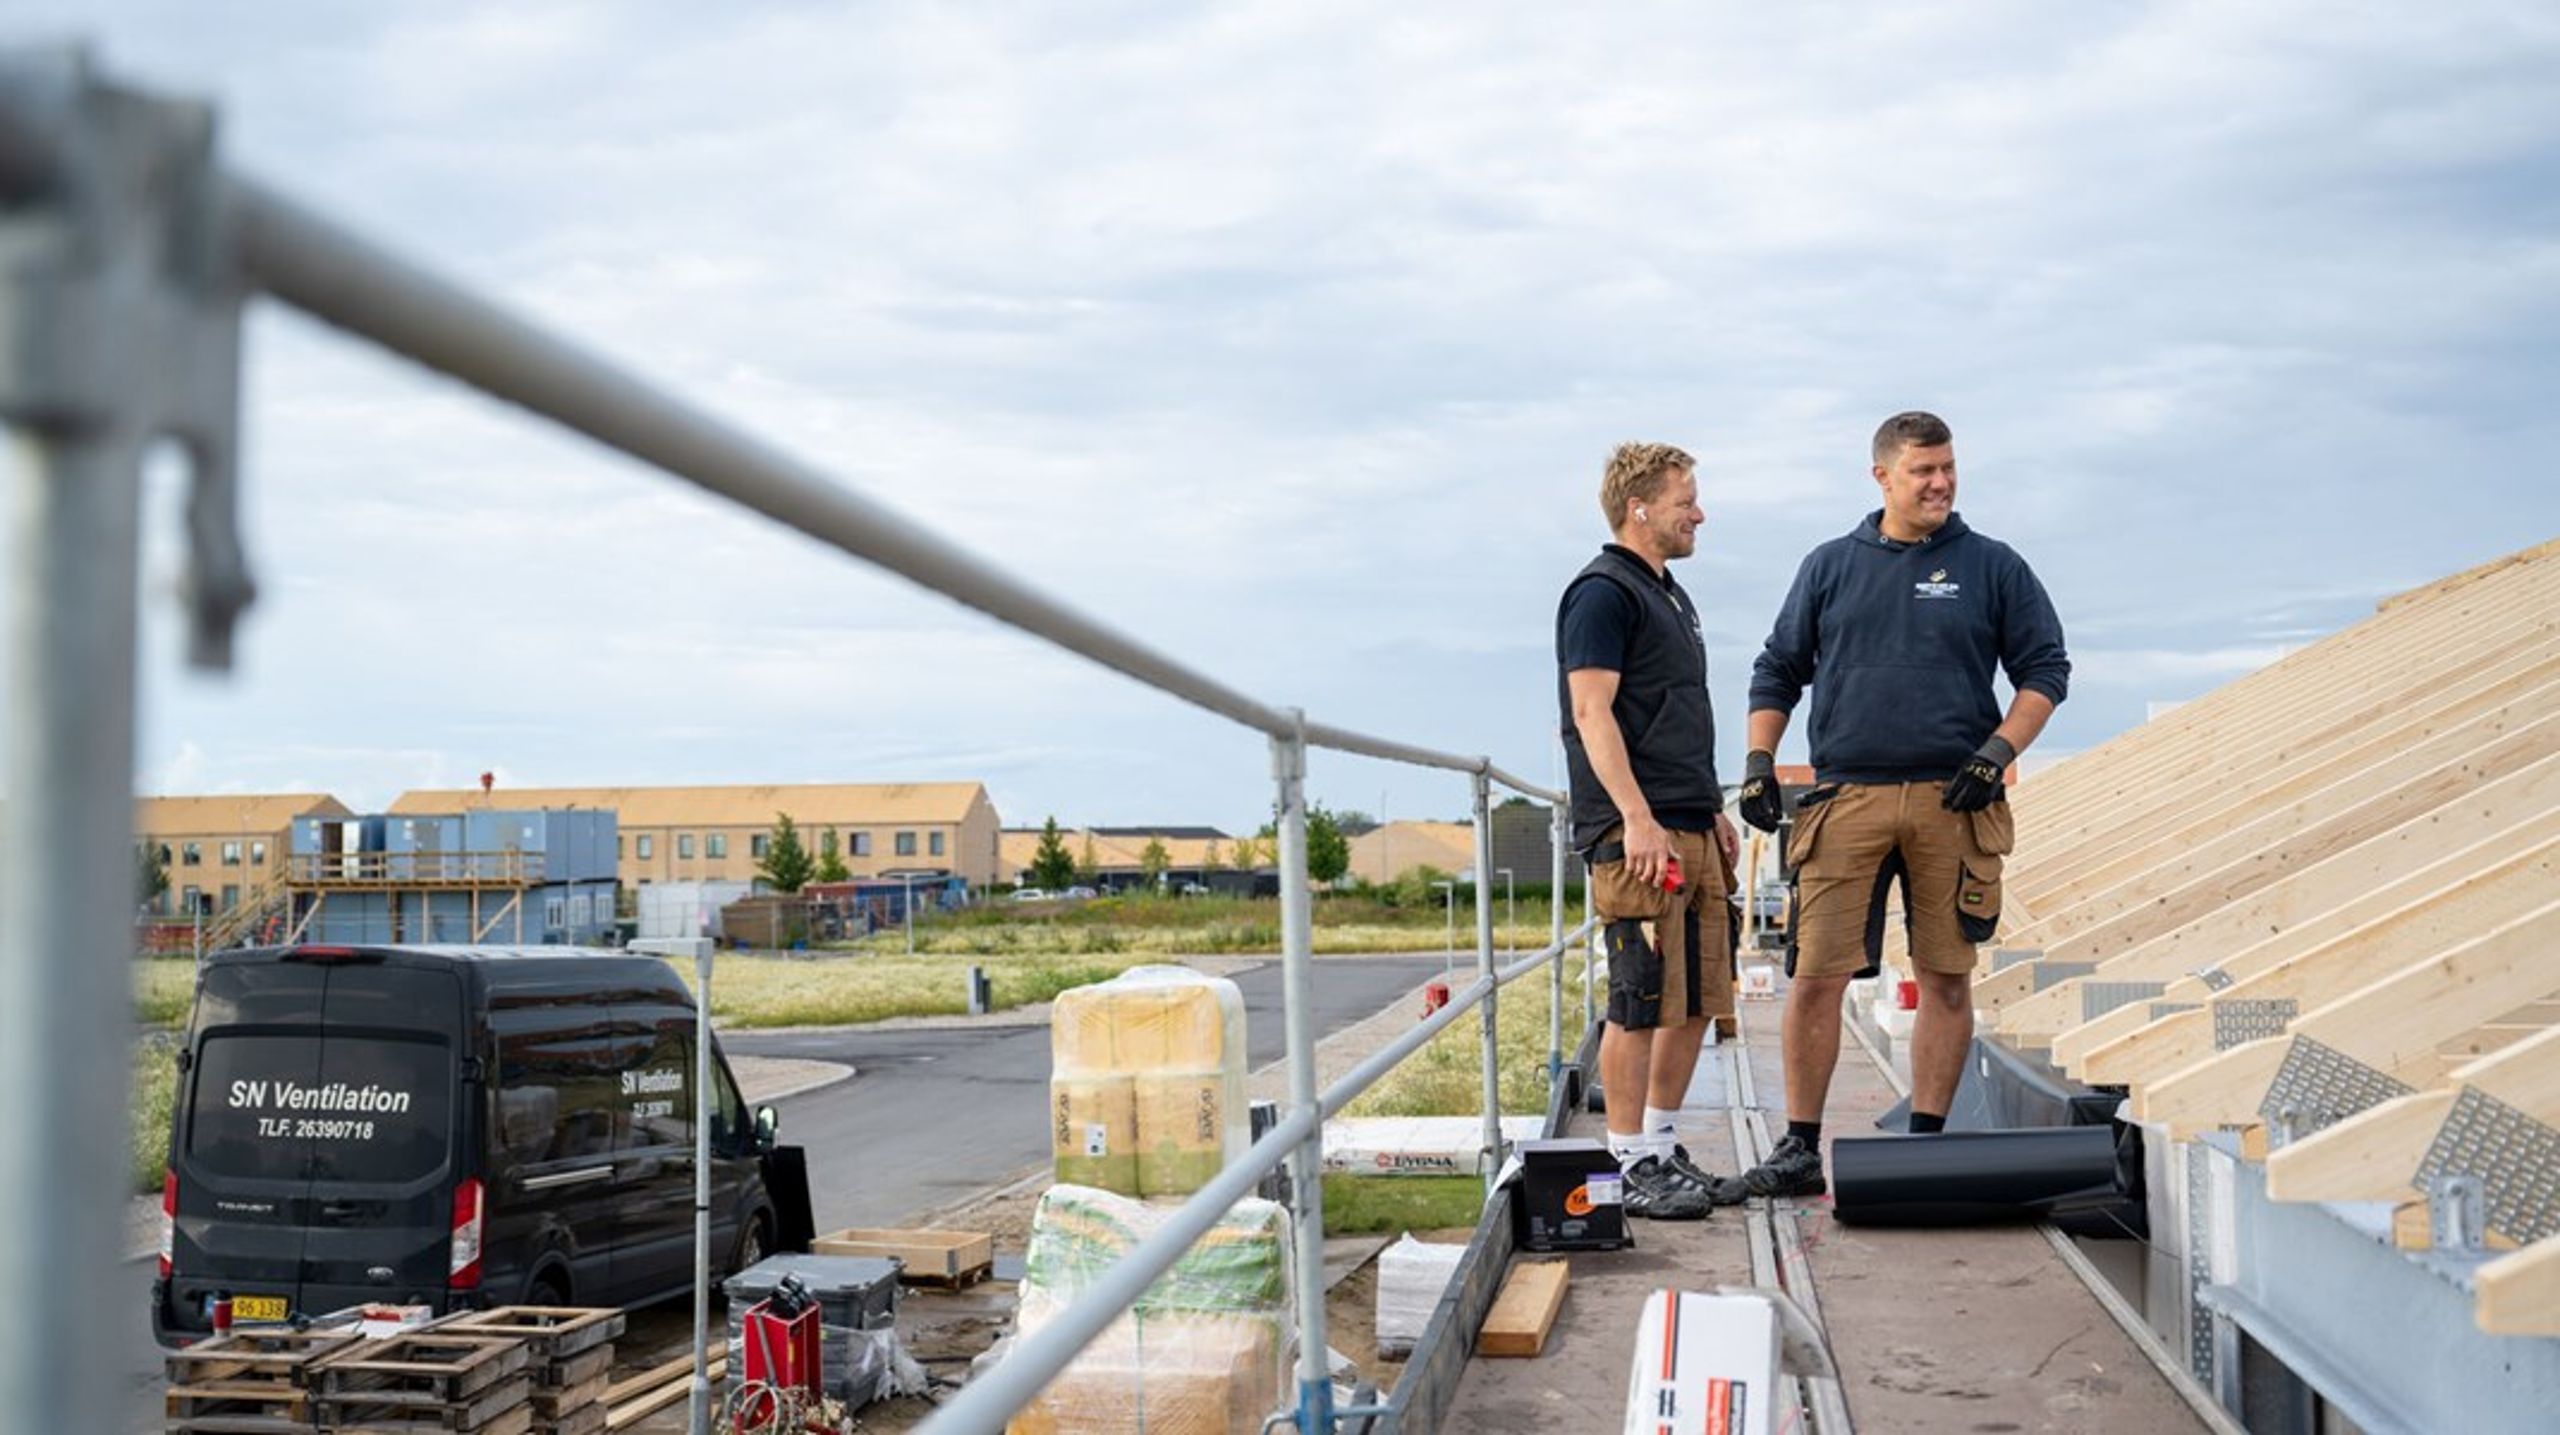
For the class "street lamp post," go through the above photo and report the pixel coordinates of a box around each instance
[902,872,915,954]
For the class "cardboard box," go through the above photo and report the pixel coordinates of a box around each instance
[1621,1290,1781,1435]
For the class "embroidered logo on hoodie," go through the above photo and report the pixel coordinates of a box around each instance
[1914,568,1961,600]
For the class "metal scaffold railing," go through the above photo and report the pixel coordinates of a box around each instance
[0,49,1596,1434]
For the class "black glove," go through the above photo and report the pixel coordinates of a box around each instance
[1737,750,1786,833]
[1942,734,2016,812]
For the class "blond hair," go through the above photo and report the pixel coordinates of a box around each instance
[1599,442,1694,529]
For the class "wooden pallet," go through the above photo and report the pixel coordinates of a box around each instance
[166,1327,364,1389]
[536,1345,614,1391]
[309,1332,534,1433]
[533,1405,605,1435]
[810,1225,994,1287]
[163,1378,317,1433]
[165,1328,363,1432]
[433,1308,625,1362]
[327,1403,533,1435]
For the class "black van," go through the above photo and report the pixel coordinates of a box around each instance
[152,944,780,1341]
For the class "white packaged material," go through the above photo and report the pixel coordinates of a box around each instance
[1321,1116,1546,1178]
[1621,1290,1781,1435]
[1373,1235,1467,1358]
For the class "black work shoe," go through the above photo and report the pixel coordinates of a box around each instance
[1621,1155,1713,1220]
[1664,1142,1725,1192]
[1710,1133,1826,1205]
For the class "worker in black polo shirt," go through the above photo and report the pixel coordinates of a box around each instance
[1720,411,2071,1202]
[1557,441,1740,1221]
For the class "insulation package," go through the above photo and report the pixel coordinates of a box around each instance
[1050,966,1249,1199]
[1372,1235,1467,1358]
[1051,1074,1140,1194]
[1008,1183,1295,1435]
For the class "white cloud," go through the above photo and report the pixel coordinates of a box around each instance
[4,0,2555,828]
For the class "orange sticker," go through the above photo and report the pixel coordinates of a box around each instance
[1565,1183,1594,1217]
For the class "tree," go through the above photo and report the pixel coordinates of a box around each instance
[814,826,851,884]
[758,812,816,893]
[1030,817,1077,891]
[1231,835,1269,870]
[1139,837,1170,886]
[1333,809,1380,838]
[1201,840,1226,873]
[135,844,170,908]
[1307,804,1351,884]
[1075,834,1101,886]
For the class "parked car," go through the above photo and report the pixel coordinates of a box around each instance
[1175,881,1213,897]
[1061,886,1100,900]
[151,944,781,1343]
[1010,887,1050,903]
[1750,879,1790,924]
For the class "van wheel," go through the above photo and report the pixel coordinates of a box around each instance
[730,1213,771,1276]
[528,1270,571,1308]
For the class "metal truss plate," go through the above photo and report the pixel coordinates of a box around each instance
[2257,1037,2413,1142]
[2194,966,2235,992]
[2414,1087,2560,1246]
[2150,1001,2200,1022]
[2033,960,2099,992]
[2212,998,2298,1050]
[2082,980,2167,1021]
[1992,947,2043,972]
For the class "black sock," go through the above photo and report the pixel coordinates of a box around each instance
[1785,1120,1823,1148]
[1908,1111,1947,1134]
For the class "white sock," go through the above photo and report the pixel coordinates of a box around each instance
[1607,1130,1649,1168]
[1643,1105,1680,1138]
[1643,1130,1678,1163]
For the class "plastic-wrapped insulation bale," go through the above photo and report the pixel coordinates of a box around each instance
[1373,1235,1467,1358]
[1008,1183,1294,1435]
[1049,966,1250,1199]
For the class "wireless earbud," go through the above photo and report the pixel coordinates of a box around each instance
[1635,506,1648,522]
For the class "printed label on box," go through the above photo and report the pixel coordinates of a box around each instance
[1083,1123,1110,1156]
[1586,1173,1623,1207]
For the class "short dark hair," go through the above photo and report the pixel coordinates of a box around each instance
[1873,411,1953,466]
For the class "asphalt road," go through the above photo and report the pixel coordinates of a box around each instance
[725,954,1449,1231]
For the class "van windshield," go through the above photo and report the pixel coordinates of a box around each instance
[187,1030,453,1186]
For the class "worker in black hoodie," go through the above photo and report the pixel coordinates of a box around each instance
[1719,411,2070,1203]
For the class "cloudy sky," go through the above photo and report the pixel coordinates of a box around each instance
[11,2,2559,833]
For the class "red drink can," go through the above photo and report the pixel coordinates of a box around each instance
[1660,853,1684,893]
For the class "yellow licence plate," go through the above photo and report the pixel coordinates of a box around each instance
[231,1295,289,1323]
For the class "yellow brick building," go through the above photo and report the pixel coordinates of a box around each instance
[389,782,1002,889]
[135,793,355,918]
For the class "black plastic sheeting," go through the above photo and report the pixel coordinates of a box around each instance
[1875,1037,2128,1133]
[1831,1123,2148,1240]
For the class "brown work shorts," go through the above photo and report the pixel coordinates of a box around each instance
[1589,824,1733,1031]
[1788,782,2013,979]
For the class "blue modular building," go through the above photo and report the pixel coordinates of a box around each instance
[277,807,619,947]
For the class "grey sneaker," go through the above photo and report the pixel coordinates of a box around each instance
[1621,1154,1713,1220]
[1710,1133,1826,1205]
[1664,1142,1725,1192]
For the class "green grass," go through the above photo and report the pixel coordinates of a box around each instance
[662,950,1158,1027]
[135,957,196,1027]
[1319,1174,1487,1235]
[133,1037,178,1195]
[843,891,1575,958]
[1343,953,1592,1119]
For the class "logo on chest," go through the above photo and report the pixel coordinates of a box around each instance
[1913,567,1961,601]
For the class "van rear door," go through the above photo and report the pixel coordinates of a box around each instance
[171,958,462,1327]
[295,963,463,1316]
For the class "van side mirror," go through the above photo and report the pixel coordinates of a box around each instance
[755,1104,778,1152]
